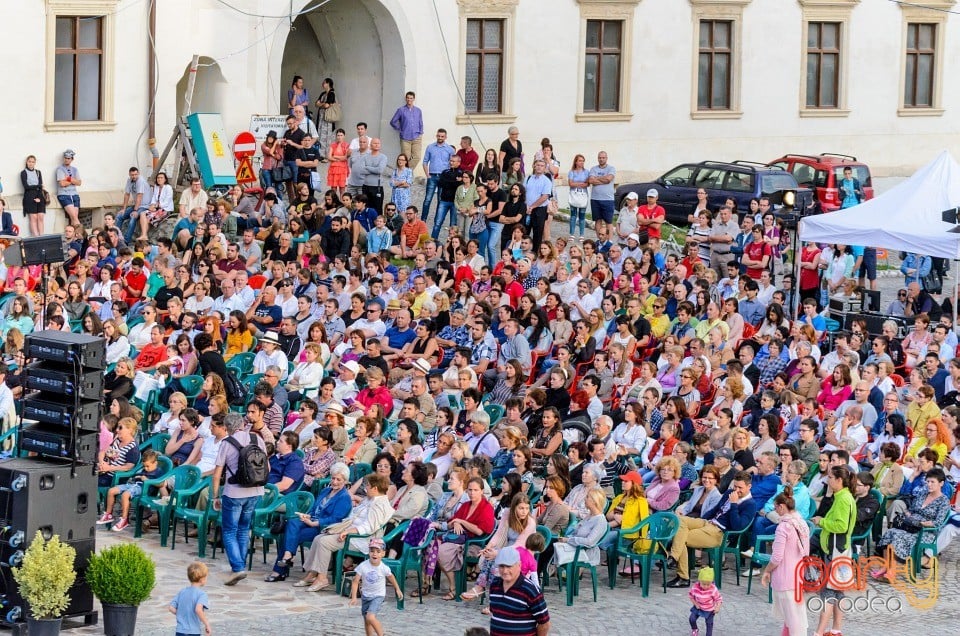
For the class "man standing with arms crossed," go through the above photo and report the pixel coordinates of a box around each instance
[588,151,616,232]
[390,91,424,170]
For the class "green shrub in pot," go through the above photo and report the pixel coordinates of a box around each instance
[85,543,156,606]
[11,531,77,620]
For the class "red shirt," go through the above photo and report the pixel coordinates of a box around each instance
[504,280,524,308]
[454,264,476,291]
[799,245,822,290]
[639,204,666,240]
[456,148,479,174]
[744,241,771,280]
[123,269,147,304]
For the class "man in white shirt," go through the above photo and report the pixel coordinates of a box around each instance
[568,279,599,321]
[582,376,604,423]
[464,411,499,458]
[351,300,388,340]
[550,265,578,306]
[252,332,289,380]
[178,177,208,218]
[211,279,244,317]
[756,270,777,307]
[348,122,372,155]
[334,360,360,403]
[615,193,639,241]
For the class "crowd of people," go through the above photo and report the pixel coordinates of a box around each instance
[22,85,952,636]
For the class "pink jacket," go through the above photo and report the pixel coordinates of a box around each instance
[770,512,810,592]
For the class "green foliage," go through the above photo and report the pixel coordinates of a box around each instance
[85,543,156,606]
[11,531,77,620]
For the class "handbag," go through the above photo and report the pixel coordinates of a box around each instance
[891,512,923,534]
[271,165,293,183]
[922,269,942,294]
[324,102,342,123]
[310,170,323,192]
[469,206,487,235]
[42,189,51,205]
[269,517,287,536]
[441,531,467,545]
[569,188,589,209]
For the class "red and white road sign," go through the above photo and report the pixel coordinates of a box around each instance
[233,131,257,159]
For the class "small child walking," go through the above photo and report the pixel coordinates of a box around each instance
[688,567,722,636]
[169,561,212,636]
[349,537,403,636]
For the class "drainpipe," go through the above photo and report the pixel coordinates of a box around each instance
[147,0,159,170]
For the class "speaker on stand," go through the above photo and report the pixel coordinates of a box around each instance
[0,331,105,633]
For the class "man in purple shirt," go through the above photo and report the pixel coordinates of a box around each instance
[390,91,424,169]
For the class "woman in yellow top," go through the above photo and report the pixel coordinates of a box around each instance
[905,417,952,464]
[223,310,253,361]
[598,471,650,576]
[905,385,940,434]
[647,298,671,339]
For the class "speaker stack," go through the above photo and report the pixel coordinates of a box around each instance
[0,330,105,632]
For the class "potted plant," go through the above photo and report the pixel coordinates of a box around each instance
[85,543,156,636]
[11,531,77,636]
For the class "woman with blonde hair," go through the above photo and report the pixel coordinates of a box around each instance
[646,455,682,511]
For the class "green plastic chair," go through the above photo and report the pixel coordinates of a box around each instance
[335,520,395,594]
[169,477,216,557]
[226,352,256,377]
[248,489,314,569]
[911,512,950,575]
[557,522,608,605]
[140,432,171,454]
[745,533,775,601]
[178,375,205,405]
[690,518,755,589]
[349,463,373,484]
[483,404,505,424]
[133,464,202,546]
[606,512,680,597]
[382,526,436,610]
[455,531,494,600]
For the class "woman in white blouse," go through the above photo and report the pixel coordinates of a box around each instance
[137,171,174,241]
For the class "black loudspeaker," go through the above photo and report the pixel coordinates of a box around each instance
[0,459,96,628]
[19,235,64,266]
[24,331,106,370]
[20,332,105,464]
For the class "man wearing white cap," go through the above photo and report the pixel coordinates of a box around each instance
[334,360,361,404]
[389,357,431,412]
[615,191,640,242]
[488,545,551,636]
[636,188,665,242]
[622,233,643,261]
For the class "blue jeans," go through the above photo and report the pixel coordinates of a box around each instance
[422,174,441,221]
[471,227,489,263]
[569,206,587,236]
[750,516,777,557]
[261,166,275,192]
[598,528,620,552]
[689,607,715,636]
[117,205,148,243]
[221,494,261,573]
[486,222,504,265]
[432,201,457,239]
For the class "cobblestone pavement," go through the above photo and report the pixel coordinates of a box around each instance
[69,528,958,636]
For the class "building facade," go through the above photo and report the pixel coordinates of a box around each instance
[2,0,958,229]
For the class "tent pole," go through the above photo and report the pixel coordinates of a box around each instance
[793,220,804,320]
[954,260,959,325]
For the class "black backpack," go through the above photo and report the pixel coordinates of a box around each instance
[224,436,269,487]
[224,369,248,406]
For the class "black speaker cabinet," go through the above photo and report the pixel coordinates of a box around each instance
[0,459,96,629]
[24,331,106,370]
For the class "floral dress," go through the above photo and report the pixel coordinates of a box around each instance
[391,166,413,211]
[877,493,950,560]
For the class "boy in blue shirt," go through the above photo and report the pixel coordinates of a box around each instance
[169,561,211,636]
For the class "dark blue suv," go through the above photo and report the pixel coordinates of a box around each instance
[615,160,813,225]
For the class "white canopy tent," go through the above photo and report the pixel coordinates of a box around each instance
[799,150,960,259]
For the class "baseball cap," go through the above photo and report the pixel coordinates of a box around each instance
[620,472,643,485]
[494,546,521,567]
[646,189,658,198]
[340,360,361,376]
[368,538,386,552]
[625,192,639,200]
[627,233,640,242]
[714,448,734,461]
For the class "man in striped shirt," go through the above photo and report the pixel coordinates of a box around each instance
[488,547,551,636]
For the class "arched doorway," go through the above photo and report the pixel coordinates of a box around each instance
[280,0,407,156]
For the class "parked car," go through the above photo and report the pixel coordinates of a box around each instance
[614,160,813,226]
[768,153,874,212]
